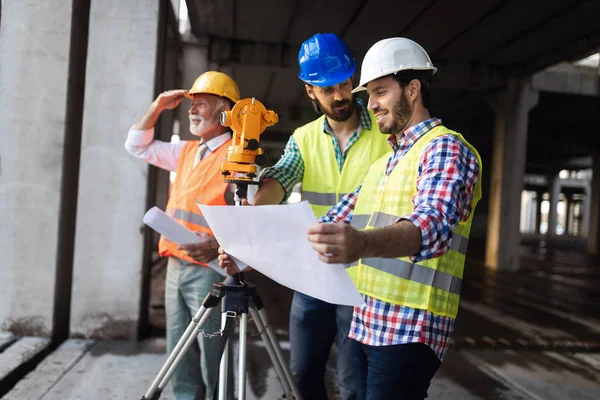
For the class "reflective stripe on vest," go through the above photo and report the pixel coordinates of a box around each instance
[301,191,346,206]
[168,207,209,229]
[346,259,462,295]
[351,212,469,255]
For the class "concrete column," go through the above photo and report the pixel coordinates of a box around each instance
[534,190,544,234]
[527,192,537,233]
[152,5,182,252]
[69,0,163,339]
[582,184,592,238]
[548,176,561,237]
[485,78,539,271]
[0,0,87,338]
[564,193,573,235]
[587,152,600,255]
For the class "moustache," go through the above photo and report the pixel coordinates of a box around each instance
[331,100,350,108]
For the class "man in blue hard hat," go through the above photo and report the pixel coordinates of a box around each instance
[220,33,390,400]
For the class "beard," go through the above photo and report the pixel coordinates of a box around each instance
[377,90,412,135]
[189,109,220,136]
[314,96,356,122]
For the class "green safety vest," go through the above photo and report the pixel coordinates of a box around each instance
[349,125,483,318]
[295,113,391,218]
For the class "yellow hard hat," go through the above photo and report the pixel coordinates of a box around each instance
[186,71,240,103]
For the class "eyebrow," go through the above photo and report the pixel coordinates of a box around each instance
[368,84,385,93]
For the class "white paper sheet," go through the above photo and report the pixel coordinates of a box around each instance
[142,207,227,276]
[197,201,365,306]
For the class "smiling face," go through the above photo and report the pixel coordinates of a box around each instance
[188,93,224,138]
[305,78,356,122]
[366,75,413,135]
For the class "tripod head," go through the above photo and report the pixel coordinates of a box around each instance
[220,97,278,187]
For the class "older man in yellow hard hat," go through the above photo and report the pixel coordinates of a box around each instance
[125,71,238,400]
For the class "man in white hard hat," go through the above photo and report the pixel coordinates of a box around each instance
[125,71,237,400]
[305,37,483,399]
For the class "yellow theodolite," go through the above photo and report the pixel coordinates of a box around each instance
[219,97,278,185]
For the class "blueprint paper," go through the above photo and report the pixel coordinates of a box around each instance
[197,201,364,306]
[143,206,227,276]
[143,207,201,245]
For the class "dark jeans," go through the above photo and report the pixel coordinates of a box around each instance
[289,291,356,400]
[351,340,440,400]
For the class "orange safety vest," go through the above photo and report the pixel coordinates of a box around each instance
[158,138,231,265]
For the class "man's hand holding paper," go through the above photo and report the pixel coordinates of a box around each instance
[178,232,219,264]
[307,222,366,264]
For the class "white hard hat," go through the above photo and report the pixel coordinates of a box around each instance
[352,37,437,93]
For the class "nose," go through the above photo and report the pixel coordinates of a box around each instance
[367,95,377,111]
[332,88,344,102]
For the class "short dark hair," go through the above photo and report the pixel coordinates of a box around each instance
[391,70,432,109]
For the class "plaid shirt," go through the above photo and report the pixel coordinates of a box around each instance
[258,98,372,201]
[320,118,480,360]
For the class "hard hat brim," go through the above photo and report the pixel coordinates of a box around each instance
[352,66,438,94]
[185,90,238,103]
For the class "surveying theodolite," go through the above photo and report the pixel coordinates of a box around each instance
[141,98,301,400]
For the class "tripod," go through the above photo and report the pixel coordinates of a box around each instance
[141,184,302,400]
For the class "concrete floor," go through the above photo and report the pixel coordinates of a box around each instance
[2,237,600,399]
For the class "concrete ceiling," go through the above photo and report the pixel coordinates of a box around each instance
[184,0,600,169]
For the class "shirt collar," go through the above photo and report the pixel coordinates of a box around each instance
[201,131,232,151]
[322,98,372,135]
[387,117,442,151]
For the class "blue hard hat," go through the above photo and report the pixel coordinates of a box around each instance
[298,33,356,87]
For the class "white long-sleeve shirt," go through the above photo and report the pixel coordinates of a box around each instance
[124,126,232,172]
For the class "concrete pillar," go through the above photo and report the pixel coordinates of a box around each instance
[534,190,544,234]
[564,193,573,235]
[152,6,182,251]
[527,192,537,233]
[0,0,88,338]
[582,184,592,238]
[485,78,538,271]
[69,0,164,339]
[548,176,561,237]
[519,191,535,233]
[587,152,600,255]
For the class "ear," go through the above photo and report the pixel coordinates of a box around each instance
[407,79,421,102]
[305,84,316,101]
[219,98,232,112]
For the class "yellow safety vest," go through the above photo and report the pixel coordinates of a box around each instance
[295,113,391,217]
[348,125,482,318]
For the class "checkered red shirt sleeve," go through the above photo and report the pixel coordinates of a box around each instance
[403,135,480,262]
[318,185,362,224]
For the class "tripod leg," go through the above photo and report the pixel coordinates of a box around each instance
[249,308,303,400]
[142,305,212,399]
[158,306,217,390]
[218,311,236,400]
[238,313,248,400]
